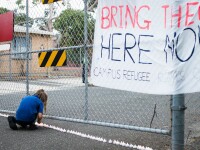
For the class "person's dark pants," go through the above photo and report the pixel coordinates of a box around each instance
[8,115,38,130]
[16,114,37,129]
[16,120,35,128]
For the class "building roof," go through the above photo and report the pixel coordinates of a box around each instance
[14,25,54,36]
[0,44,10,51]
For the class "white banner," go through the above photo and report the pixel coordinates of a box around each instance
[91,0,200,95]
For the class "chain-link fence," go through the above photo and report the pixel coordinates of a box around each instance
[0,0,200,149]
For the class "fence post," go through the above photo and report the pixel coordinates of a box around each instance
[171,94,186,150]
[25,0,30,95]
[84,0,88,120]
[9,44,12,80]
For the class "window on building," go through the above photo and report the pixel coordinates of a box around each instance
[12,36,32,59]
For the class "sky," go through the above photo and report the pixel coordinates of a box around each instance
[0,0,84,18]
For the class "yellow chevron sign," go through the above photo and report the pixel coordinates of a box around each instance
[38,50,66,67]
[42,0,62,4]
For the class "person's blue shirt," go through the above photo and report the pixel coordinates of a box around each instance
[16,95,44,122]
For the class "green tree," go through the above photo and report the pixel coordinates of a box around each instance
[0,5,33,27]
[54,9,95,46]
[0,7,9,14]
[32,0,60,31]
[15,0,25,10]
[14,0,33,26]
[53,9,95,65]
[14,13,33,26]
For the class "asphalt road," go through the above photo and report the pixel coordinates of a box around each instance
[0,115,171,150]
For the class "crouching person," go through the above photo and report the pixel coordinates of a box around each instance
[8,89,48,130]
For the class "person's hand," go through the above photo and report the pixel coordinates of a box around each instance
[37,113,43,123]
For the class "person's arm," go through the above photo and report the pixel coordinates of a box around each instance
[37,113,43,123]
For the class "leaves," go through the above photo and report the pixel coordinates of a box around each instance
[53,9,95,64]
[0,7,9,14]
[54,9,95,47]
[0,7,33,26]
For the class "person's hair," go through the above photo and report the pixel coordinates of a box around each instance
[34,89,48,112]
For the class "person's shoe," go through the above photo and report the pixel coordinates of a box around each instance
[7,116,18,130]
[28,124,38,130]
